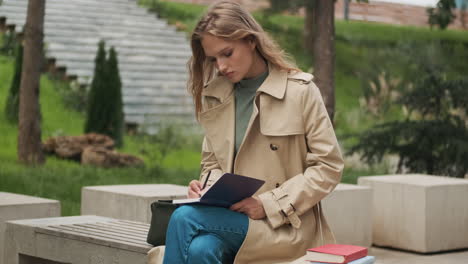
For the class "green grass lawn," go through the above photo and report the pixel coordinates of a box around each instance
[3,2,467,216]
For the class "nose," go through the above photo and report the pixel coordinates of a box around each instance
[217,59,228,73]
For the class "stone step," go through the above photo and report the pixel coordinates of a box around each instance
[47,38,190,52]
[46,51,189,65]
[122,79,187,87]
[0,0,152,18]
[46,35,189,51]
[41,16,171,32]
[47,43,190,60]
[4,17,184,39]
[0,8,159,25]
[67,68,188,82]
[42,28,186,43]
[43,15,167,30]
[50,56,189,73]
[77,74,189,86]
[123,95,192,106]
[123,86,190,97]
[1,17,171,38]
[54,57,188,72]
[125,114,196,127]
[3,0,145,8]
[124,105,193,115]
[46,0,150,15]
[1,11,165,30]
[63,60,186,73]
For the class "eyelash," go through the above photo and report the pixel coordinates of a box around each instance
[210,50,233,62]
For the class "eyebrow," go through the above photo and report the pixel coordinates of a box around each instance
[206,47,232,58]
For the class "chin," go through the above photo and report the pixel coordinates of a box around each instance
[225,74,241,83]
[230,77,242,83]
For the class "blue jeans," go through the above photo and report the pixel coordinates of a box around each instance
[162,205,249,264]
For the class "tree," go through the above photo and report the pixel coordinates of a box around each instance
[106,47,124,147]
[85,42,124,147]
[5,44,23,123]
[18,0,45,165]
[427,0,457,29]
[85,41,107,135]
[268,0,367,121]
[350,47,468,178]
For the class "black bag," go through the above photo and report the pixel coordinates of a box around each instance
[146,200,178,246]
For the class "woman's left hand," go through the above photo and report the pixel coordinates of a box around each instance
[230,197,266,220]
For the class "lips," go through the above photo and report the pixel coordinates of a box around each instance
[224,71,234,78]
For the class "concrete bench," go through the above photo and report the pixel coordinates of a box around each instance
[81,184,187,223]
[4,215,153,264]
[358,174,468,253]
[0,192,60,264]
[322,183,373,247]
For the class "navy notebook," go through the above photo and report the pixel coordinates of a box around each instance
[173,173,265,208]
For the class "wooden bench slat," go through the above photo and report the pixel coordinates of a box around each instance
[48,225,148,243]
[116,219,152,229]
[67,225,146,241]
[97,221,150,233]
[75,222,149,235]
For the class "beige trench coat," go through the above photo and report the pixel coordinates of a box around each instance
[196,65,344,264]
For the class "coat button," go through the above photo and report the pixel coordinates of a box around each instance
[275,183,280,188]
[270,144,279,151]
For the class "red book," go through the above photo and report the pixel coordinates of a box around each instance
[306,244,368,263]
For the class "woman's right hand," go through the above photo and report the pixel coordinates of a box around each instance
[188,180,203,198]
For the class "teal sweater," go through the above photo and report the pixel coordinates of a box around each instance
[234,70,269,154]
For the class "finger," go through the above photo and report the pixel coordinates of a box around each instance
[230,200,245,211]
[189,180,201,188]
[189,180,201,192]
[187,190,196,198]
[229,201,240,211]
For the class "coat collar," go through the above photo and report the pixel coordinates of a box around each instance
[202,63,288,102]
[257,64,288,100]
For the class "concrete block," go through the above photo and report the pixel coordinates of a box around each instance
[322,183,373,247]
[81,184,187,223]
[358,174,468,253]
[0,192,60,264]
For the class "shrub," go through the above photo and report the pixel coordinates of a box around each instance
[350,44,468,177]
[84,41,124,147]
[105,47,124,147]
[4,44,22,123]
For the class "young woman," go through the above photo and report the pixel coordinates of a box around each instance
[161,1,344,263]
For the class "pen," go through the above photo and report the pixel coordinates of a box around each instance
[200,171,211,196]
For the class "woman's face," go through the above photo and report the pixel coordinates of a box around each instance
[201,33,256,83]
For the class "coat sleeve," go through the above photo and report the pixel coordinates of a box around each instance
[258,81,344,229]
[199,136,224,188]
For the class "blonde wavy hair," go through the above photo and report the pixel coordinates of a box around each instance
[188,0,299,116]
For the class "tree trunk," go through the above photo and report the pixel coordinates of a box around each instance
[303,0,317,56]
[18,0,46,165]
[312,0,336,122]
[344,0,350,20]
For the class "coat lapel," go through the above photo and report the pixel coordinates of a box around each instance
[199,76,235,173]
